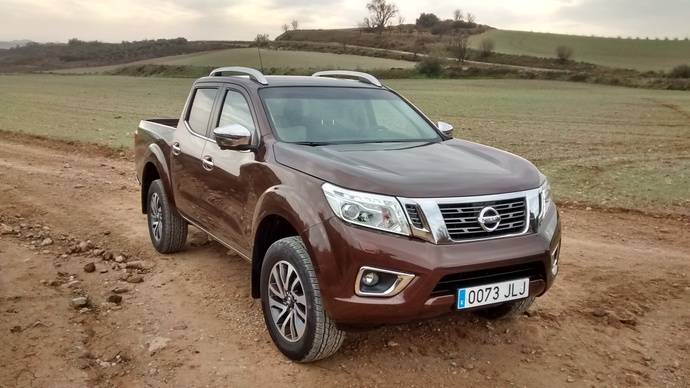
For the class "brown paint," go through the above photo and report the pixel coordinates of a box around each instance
[135,75,561,326]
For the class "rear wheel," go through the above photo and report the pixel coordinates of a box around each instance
[476,296,535,320]
[260,236,345,362]
[146,179,187,253]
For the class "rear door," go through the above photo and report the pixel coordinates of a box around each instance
[170,85,220,226]
[196,86,259,256]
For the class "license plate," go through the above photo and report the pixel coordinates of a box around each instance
[456,278,529,310]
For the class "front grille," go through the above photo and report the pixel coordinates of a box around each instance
[405,204,424,229]
[439,197,527,241]
[432,262,544,296]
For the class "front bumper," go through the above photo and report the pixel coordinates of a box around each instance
[303,204,561,326]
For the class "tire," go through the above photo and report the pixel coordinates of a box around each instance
[146,179,188,253]
[475,296,535,320]
[260,236,345,362]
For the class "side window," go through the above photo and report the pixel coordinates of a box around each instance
[217,90,256,133]
[186,88,217,136]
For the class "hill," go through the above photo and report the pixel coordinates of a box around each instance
[0,38,246,72]
[469,30,690,71]
[55,47,416,74]
[277,24,488,55]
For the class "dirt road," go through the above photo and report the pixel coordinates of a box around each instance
[0,134,688,388]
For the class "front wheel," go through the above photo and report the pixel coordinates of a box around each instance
[260,236,345,362]
[146,179,188,253]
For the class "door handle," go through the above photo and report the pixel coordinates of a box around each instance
[172,142,181,156]
[202,156,214,171]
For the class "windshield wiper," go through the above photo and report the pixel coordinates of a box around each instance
[293,141,332,146]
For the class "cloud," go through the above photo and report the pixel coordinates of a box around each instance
[554,0,690,38]
[1,0,688,42]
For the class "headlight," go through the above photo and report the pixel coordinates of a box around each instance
[322,183,411,236]
[539,178,553,220]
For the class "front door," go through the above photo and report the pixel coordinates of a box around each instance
[197,87,259,257]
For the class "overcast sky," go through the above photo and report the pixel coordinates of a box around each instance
[1,0,688,42]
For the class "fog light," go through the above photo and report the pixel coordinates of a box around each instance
[355,266,415,297]
[361,271,379,286]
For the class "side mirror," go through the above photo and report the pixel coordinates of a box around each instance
[213,124,253,151]
[437,121,454,137]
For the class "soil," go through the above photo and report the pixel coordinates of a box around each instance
[0,134,688,387]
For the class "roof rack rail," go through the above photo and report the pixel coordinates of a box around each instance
[209,66,268,85]
[312,70,382,87]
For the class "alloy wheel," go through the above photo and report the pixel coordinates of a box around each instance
[267,260,308,342]
[149,192,163,242]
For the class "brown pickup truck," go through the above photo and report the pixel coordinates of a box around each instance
[135,67,561,362]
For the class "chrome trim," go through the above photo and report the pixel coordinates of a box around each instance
[213,124,252,150]
[180,215,251,262]
[312,70,382,87]
[209,66,268,85]
[184,120,216,143]
[550,241,560,276]
[355,266,415,297]
[399,188,539,244]
[437,121,454,137]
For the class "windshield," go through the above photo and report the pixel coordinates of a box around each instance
[260,87,441,145]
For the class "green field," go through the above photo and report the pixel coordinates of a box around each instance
[469,29,690,71]
[1,74,688,215]
[55,48,416,74]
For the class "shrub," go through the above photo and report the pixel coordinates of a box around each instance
[556,45,573,63]
[415,56,444,77]
[416,13,440,28]
[479,38,494,57]
[669,64,690,78]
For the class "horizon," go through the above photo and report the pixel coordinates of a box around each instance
[2,0,689,43]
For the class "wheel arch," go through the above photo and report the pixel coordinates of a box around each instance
[140,144,174,213]
[250,185,327,298]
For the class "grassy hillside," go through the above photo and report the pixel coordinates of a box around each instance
[55,47,416,74]
[1,74,688,215]
[469,30,690,71]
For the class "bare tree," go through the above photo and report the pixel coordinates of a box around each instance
[466,12,476,24]
[366,0,398,33]
[479,37,494,57]
[448,33,469,63]
[453,9,464,22]
[291,19,299,30]
[281,24,290,33]
[358,17,372,29]
[398,15,405,25]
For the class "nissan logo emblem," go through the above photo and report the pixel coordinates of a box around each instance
[477,206,501,232]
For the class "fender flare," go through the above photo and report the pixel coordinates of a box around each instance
[140,143,175,212]
[249,184,331,297]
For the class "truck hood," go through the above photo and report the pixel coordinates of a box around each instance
[274,139,542,198]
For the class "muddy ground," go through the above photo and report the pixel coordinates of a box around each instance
[0,135,688,388]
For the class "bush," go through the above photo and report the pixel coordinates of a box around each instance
[415,56,444,77]
[556,45,573,63]
[479,38,494,57]
[669,64,690,78]
[416,13,440,28]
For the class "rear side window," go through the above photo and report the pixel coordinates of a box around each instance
[217,90,256,132]
[186,88,217,136]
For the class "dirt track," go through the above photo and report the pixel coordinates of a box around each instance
[0,134,688,388]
